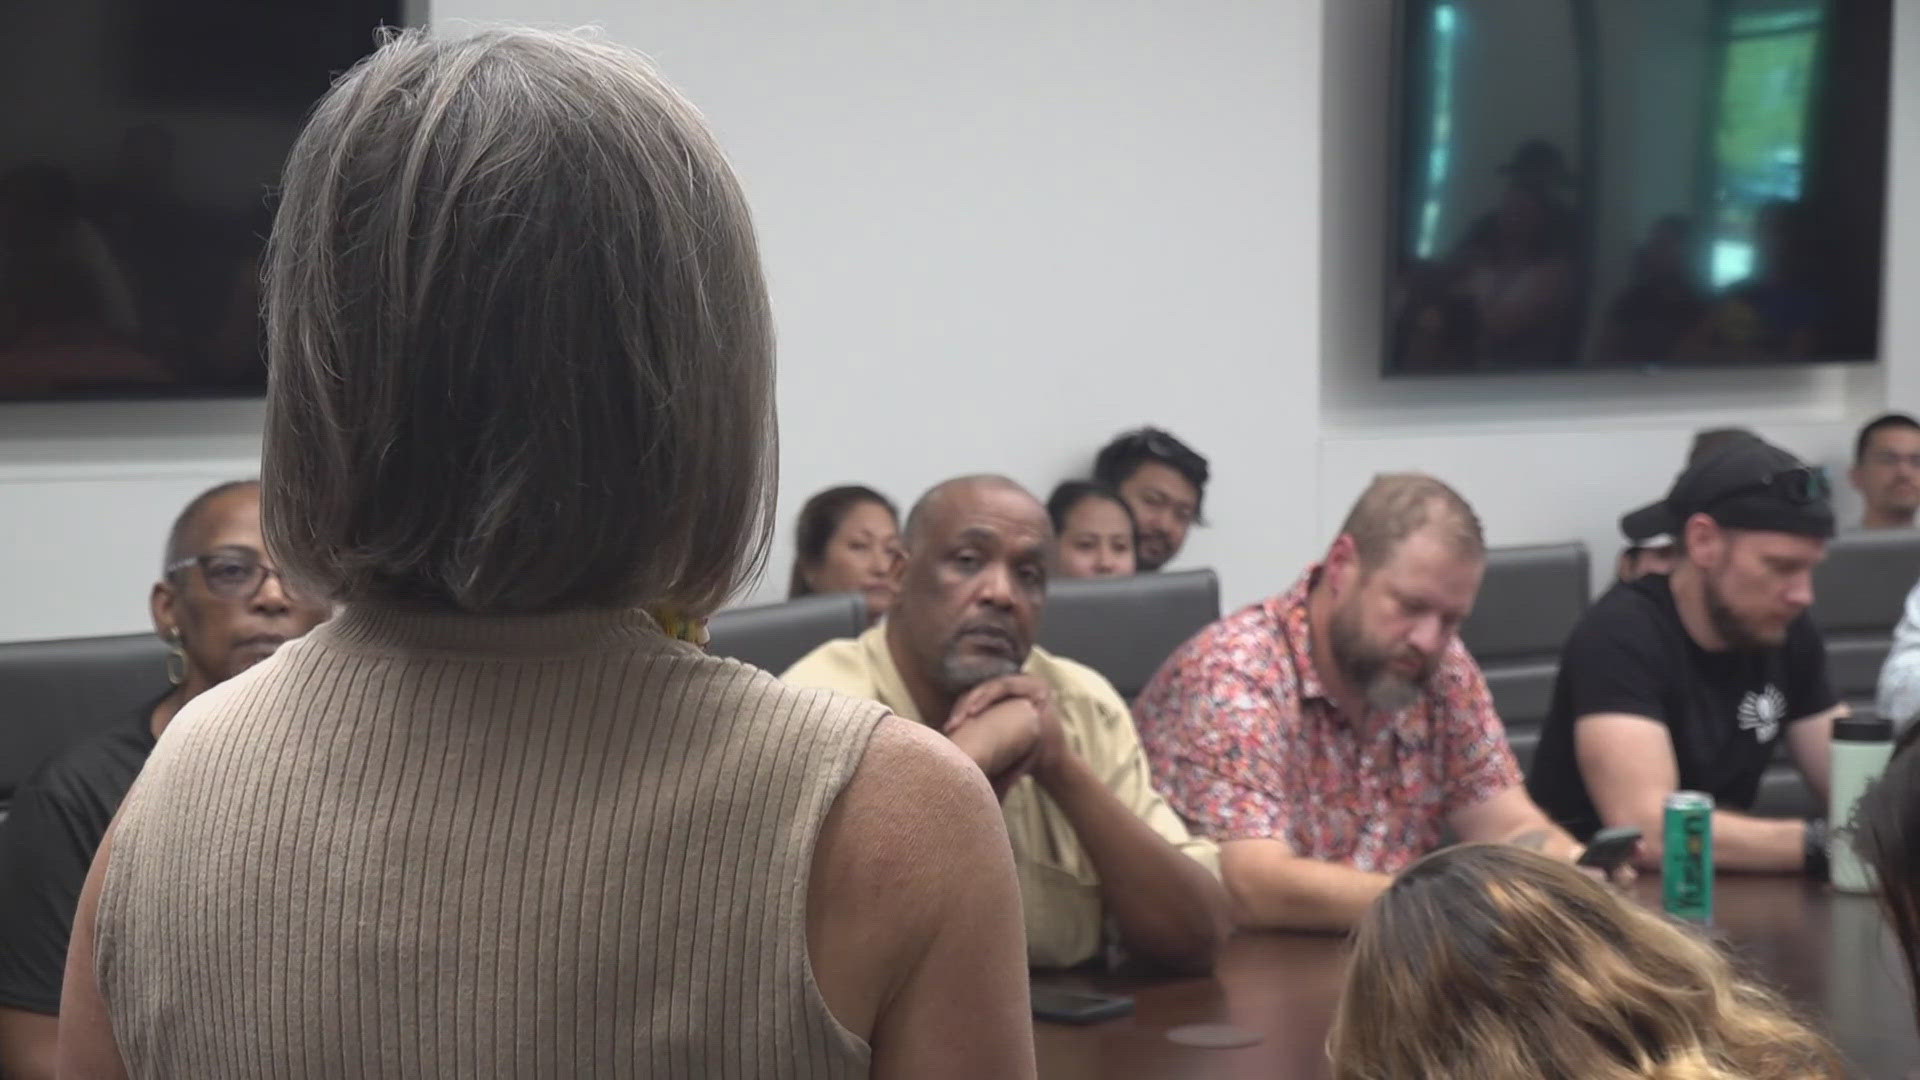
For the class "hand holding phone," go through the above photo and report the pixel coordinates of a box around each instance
[1577,825,1643,878]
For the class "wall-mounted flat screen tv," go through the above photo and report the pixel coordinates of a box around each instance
[1387,0,1891,375]
[0,0,400,402]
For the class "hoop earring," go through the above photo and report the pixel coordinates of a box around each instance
[164,628,189,687]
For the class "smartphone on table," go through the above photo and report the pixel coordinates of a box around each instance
[1030,984,1134,1025]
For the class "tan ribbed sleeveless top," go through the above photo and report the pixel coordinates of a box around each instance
[94,604,886,1078]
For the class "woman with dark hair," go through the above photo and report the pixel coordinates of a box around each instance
[56,28,1033,1079]
[790,485,900,624]
[1332,844,1842,1080]
[1045,480,1137,579]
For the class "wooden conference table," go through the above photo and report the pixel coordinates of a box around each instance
[1035,876,1920,1079]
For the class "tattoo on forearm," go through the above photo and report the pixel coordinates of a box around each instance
[1510,829,1551,853]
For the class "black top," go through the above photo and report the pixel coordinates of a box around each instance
[1527,575,1834,839]
[0,695,161,1014]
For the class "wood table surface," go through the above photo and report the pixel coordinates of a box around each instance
[1035,875,1919,1078]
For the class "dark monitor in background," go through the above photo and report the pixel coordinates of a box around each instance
[1386,0,1891,376]
[0,1,400,403]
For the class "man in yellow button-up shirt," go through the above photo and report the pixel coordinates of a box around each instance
[785,475,1226,973]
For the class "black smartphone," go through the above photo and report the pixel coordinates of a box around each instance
[1030,985,1134,1025]
[1577,825,1643,873]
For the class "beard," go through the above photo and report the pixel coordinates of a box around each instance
[1328,597,1441,715]
[936,620,1027,695]
[1703,569,1787,649]
[1135,532,1173,572]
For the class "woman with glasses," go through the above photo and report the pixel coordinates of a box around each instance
[56,29,1033,1080]
[0,479,328,1080]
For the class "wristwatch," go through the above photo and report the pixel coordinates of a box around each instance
[1804,816,1830,881]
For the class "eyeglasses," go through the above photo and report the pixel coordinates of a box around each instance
[1703,465,1831,511]
[1866,451,1920,471]
[165,551,305,602]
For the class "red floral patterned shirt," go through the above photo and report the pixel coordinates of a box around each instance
[1134,567,1523,874]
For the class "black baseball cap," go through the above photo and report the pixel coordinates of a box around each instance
[1618,501,1676,550]
[1621,437,1834,543]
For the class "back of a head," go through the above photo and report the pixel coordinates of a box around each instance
[1854,727,1920,1038]
[1330,845,1842,1080]
[1337,473,1485,571]
[262,28,773,615]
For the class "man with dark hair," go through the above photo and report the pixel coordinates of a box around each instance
[1135,474,1593,933]
[0,480,329,1080]
[1091,427,1209,572]
[1529,437,1842,874]
[1851,412,1920,530]
[784,475,1227,972]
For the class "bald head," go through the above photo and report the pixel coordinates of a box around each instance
[888,475,1051,702]
[163,479,262,573]
[903,475,1049,551]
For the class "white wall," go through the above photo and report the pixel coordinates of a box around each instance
[1,0,1913,641]
[0,1,1325,640]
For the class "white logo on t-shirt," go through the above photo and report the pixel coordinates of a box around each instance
[1737,685,1787,744]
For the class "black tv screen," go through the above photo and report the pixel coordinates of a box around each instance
[1387,0,1891,374]
[0,0,399,402]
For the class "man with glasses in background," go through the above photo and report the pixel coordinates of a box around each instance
[1092,427,1210,573]
[1528,438,1843,876]
[1850,412,1920,531]
[0,479,330,1080]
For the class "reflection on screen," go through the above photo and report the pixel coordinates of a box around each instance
[1387,0,1891,374]
[0,1,398,402]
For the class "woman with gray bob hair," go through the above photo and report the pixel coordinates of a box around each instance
[57,28,1034,1079]
[263,27,771,615]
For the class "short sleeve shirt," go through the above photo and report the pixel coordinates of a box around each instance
[783,625,1219,969]
[1527,574,1836,838]
[0,698,160,1014]
[1133,568,1523,874]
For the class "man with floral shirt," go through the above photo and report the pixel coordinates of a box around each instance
[1136,473,1603,932]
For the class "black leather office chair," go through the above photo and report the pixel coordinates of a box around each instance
[0,632,170,814]
[1037,569,1221,700]
[707,592,867,676]
[1456,543,1590,775]
[1812,527,1920,712]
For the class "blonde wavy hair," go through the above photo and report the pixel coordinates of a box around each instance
[1329,845,1843,1080]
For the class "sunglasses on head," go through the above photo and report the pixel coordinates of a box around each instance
[1702,465,1830,511]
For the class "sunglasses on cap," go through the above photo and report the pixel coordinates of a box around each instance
[1701,465,1830,511]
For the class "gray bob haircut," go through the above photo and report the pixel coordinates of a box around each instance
[262,27,775,615]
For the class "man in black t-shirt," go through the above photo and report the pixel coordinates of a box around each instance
[1528,437,1841,875]
[0,481,330,1080]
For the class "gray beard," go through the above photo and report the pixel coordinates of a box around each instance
[939,653,1021,697]
[1362,673,1423,714]
[1330,602,1430,715]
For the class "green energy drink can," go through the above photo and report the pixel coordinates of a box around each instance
[1663,791,1714,922]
